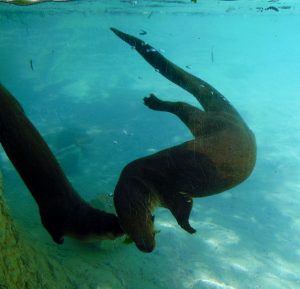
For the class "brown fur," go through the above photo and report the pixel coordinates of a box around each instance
[0,84,124,243]
[111,28,256,252]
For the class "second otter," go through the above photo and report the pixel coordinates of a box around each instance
[0,84,123,244]
[111,28,256,253]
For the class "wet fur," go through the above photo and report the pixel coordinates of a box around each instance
[0,84,123,244]
[111,28,256,252]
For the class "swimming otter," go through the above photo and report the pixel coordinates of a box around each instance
[111,28,256,253]
[0,84,124,244]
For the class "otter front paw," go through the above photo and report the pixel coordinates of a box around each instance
[180,221,196,234]
[143,94,164,110]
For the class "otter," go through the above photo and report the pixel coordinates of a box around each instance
[0,84,124,244]
[111,28,256,253]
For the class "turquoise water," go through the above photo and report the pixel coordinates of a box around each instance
[1,1,300,288]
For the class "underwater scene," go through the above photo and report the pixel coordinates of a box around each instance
[0,0,300,288]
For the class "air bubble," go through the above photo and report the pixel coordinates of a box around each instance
[146,48,156,53]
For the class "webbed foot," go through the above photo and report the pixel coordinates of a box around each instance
[144,94,165,110]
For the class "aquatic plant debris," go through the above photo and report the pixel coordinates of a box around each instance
[0,0,71,5]
[0,0,297,15]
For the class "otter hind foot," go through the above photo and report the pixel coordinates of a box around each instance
[143,94,164,111]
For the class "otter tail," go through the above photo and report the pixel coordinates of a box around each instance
[110,28,242,119]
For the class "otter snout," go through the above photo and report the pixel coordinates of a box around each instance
[136,237,155,253]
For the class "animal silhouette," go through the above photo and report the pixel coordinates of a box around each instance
[0,84,123,244]
[111,28,256,252]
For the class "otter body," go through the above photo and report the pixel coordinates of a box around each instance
[0,84,123,243]
[111,28,256,252]
[121,125,255,200]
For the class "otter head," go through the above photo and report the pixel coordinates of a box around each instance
[114,176,157,253]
